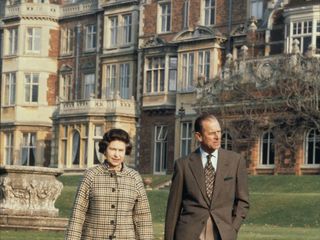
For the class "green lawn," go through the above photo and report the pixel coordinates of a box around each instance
[1,175,320,240]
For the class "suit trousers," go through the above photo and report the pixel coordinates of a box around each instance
[199,217,222,240]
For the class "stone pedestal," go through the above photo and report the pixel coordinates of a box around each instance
[0,165,68,231]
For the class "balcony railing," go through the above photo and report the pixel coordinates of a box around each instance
[61,1,98,18]
[57,98,137,116]
[5,3,60,19]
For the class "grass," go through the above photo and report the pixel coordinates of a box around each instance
[2,175,320,239]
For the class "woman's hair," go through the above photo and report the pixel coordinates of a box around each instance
[98,128,132,155]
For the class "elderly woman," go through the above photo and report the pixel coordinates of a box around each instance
[65,128,153,240]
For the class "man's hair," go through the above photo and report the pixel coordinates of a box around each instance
[194,113,219,133]
[98,128,132,155]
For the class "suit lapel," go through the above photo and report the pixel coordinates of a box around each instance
[188,150,210,206]
[212,148,230,201]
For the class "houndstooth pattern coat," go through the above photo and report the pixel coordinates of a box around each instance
[65,163,153,240]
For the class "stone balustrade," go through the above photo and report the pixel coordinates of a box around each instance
[61,1,98,18]
[5,3,60,19]
[58,98,137,116]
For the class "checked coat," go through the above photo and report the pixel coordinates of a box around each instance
[65,163,153,240]
[165,148,249,240]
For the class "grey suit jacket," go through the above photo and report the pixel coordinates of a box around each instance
[165,148,249,240]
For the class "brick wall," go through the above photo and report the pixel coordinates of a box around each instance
[49,29,60,57]
[47,74,58,105]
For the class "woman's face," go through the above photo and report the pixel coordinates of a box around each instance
[105,140,126,169]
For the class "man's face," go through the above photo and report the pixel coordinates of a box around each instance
[104,140,126,169]
[195,118,221,153]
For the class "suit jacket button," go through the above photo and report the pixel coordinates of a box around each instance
[110,220,115,225]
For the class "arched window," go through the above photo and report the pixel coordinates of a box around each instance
[305,129,320,165]
[221,130,232,150]
[261,131,275,165]
[72,131,80,166]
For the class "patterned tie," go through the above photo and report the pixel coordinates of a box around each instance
[204,154,215,200]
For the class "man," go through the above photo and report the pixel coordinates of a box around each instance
[165,114,249,240]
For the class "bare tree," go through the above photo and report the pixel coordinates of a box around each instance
[195,46,320,164]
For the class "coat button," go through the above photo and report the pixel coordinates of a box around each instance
[111,204,115,209]
[110,220,115,224]
[112,188,116,192]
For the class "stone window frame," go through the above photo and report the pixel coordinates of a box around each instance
[25,27,41,53]
[304,129,320,166]
[249,0,264,20]
[4,132,14,165]
[221,129,233,151]
[260,131,275,166]
[3,72,16,106]
[60,27,74,55]
[201,0,216,26]
[157,1,172,34]
[84,24,97,51]
[180,121,192,157]
[24,72,39,104]
[105,62,133,99]
[154,125,168,174]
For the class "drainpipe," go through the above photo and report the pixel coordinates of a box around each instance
[227,0,233,53]
[75,23,81,100]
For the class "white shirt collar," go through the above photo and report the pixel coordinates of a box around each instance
[200,147,218,170]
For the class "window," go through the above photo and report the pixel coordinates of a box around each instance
[62,74,73,101]
[83,73,95,99]
[261,131,275,165]
[120,63,130,99]
[123,14,132,44]
[154,125,168,173]
[198,51,210,81]
[5,133,14,165]
[182,53,194,91]
[93,125,104,164]
[4,72,16,106]
[204,0,215,26]
[61,126,68,167]
[292,21,313,54]
[21,133,36,166]
[24,73,39,103]
[287,19,320,54]
[108,14,133,48]
[61,28,74,54]
[72,131,80,165]
[145,57,165,93]
[158,2,171,33]
[180,122,192,157]
[183,0,190,29]
[106,64,116,98]
[168,57,177,91]
[110,16,118,47]
[8,28,18,55]
[85,24,96,50]
[26,27,41,52]
[305,129,320,165]
[250,0,263,19]
[221,130,232,150]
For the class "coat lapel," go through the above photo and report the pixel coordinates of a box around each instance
[212,148,230,201]
[188,150,210,206]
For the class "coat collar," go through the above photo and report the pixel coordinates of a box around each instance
[188,150,210,206]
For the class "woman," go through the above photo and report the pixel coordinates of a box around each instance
[65,129,153,240]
